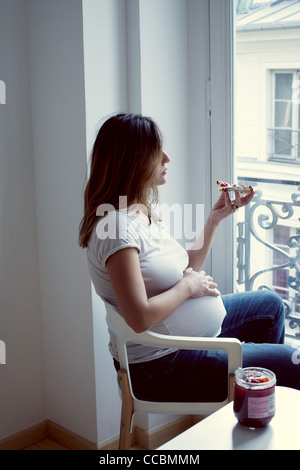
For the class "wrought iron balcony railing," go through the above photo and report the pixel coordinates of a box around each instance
[236,178,300,343]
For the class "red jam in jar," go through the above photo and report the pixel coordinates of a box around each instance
[234,367,276,428]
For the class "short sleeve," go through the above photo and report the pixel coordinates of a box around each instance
[95,211,140,266]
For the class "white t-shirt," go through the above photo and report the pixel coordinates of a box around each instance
[87,210,227,363]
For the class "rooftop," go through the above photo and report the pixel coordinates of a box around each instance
[236,0,300,31]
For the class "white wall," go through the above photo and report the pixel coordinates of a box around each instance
[0,0,225,446]
[0,0,46,439]
[27,0,98,443]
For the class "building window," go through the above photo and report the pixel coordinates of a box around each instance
[268,70,300,163]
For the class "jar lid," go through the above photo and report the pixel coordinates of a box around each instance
[235,367,276,390]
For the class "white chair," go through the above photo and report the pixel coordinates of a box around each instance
[105,302,242,450]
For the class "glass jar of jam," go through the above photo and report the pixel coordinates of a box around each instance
[234,367,276,428]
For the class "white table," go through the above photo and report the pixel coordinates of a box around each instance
[158,386,300,450]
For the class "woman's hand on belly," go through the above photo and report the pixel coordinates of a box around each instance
[183,267,220,298]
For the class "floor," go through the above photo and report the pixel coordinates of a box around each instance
[23,438,70,450]
[22,438,144,451]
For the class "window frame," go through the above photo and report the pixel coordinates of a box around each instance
[268,69,300,164]
[209,0,235,295]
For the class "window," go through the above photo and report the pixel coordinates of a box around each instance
[233,0,300,343]
[268,70,300,163]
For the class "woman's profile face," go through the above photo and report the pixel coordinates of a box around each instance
[155,151,171,186]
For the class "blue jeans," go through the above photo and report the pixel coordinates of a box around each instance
[127,290,300,402]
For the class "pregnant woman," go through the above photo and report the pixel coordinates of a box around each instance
[79,113,300,401]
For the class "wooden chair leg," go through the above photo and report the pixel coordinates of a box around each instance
[118,369,134,450]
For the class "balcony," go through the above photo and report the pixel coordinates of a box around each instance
[236,177,300,343]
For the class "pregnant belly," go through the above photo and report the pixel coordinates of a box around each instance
[163,295,227,337]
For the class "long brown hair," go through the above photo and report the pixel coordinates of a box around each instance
[78,113,163,248]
